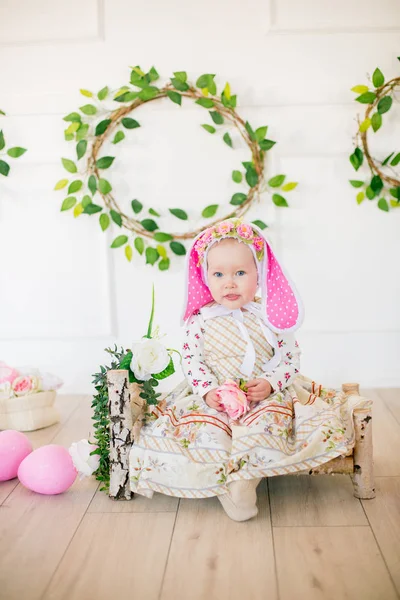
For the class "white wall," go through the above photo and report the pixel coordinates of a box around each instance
[1,0,399,392]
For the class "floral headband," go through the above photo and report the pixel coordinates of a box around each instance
[194,220,265,266]
[182,218,304,334]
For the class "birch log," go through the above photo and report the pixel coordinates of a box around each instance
[342,382,376,499]
[107,369,133,500]
[129,382,146,444]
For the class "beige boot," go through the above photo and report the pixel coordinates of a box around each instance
[218,478,262,522]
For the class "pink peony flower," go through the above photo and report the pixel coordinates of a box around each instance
[253,236,264,252]
[12,376,32,396]
[216,379,249,420]
[202,228,215,243]
[195,238,206,251]
[217,221,235,235]
[236,223,254,240]
[196,229,215,250]
[11,375,39,397]
[203,234,214,245]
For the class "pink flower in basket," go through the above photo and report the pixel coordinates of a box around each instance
[11,375,40,397]
[216,379,249,420]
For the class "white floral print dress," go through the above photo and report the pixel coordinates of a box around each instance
[129,301,370,499]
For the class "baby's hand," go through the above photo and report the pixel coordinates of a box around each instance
[246,379,273,403]
[204,389,224,412]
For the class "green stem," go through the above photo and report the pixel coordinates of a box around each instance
[146,284,155,338]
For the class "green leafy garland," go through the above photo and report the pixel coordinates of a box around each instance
[349,58,400,212]
[55,66,298,268]
[0,110,27,177]
[91,345,122,491]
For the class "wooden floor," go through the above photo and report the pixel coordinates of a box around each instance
[1,389,400,600]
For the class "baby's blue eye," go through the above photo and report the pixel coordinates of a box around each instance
[213,272,223,278]
[236,270,246,276]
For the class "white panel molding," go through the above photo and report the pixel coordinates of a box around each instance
[0,0,105,47]
[268,26,400,36]
[269,0,400,35]
[97,0,106,41]
[0,96,361,115]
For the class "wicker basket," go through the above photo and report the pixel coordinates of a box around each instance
[0,391,60,432]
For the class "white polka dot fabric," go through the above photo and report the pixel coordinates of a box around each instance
[183,248,213,321]
[265,245,299,329]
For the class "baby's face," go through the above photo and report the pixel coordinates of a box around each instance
[206,238,258,309]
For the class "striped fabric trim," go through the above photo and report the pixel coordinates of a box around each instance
[311,381,322,396]
[139,434,229,463]
[231,432,291,455]
[130,447,354,498]
[161,404,231,428]
[241,403,293,426]
[159,407,232,437]
[227,447,352,482]
[231,410,354,455]
[306,394,317,406]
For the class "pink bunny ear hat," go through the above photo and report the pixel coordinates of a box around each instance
[181,219,304,333]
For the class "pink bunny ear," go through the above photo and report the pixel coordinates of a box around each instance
[260,242,304,333]
[182,242,213,323]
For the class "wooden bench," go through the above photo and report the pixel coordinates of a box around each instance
[106,370,375,502]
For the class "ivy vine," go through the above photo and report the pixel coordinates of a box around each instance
[91,345,120,492]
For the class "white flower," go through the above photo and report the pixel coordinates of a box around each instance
[40,372,63,391]
[130,338,170,381]
[0,381,12,400]
[13,367,63,392]
[68,439,100,478]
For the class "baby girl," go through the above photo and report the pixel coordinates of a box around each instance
[130,219,363,521]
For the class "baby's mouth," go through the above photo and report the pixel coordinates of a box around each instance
[224,294,240,300]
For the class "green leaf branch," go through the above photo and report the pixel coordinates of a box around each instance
[349,61,400,212]
[0,112,27,178]
[55,66,298,267]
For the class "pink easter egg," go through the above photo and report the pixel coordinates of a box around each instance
[0,430,33,481]
[18,444,77,495]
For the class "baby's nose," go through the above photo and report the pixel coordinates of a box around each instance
[225,278,236,288]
